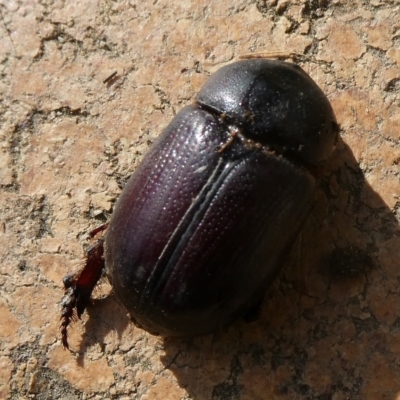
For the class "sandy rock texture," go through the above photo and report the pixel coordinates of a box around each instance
[1,0,400,399]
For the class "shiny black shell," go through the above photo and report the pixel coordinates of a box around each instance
[104,59,338,337]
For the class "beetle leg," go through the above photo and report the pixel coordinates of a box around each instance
[88,223,109,238]
[60,238,105,350]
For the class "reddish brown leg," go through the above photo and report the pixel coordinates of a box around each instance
[88,223,109,238]
[60,237,105,350]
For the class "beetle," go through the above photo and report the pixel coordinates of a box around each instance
[60,59,339,349]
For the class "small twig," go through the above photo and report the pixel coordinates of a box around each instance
[103,71,118,85]
[239,51,332,68]
[239,51,305,60]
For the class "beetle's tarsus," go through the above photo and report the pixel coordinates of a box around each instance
[60,237,106,350]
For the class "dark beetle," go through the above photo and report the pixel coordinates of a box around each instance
[61,59,339,348]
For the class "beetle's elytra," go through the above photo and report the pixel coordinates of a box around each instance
[61,59,339,349]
